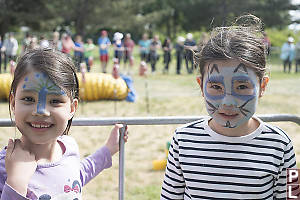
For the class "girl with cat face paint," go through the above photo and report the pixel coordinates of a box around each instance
[161,15,297,200]
[201,59,269,134]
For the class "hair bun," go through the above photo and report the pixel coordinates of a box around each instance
[234,14,264,33]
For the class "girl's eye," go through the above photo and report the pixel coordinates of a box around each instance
[50,99,62,104]
[237,85,248,90]
[211,84,223,90]
[22,97,35,102]
[206,82,224,96]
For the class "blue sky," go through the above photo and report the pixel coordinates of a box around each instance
[290,0,300,21]
[289,0,300,30]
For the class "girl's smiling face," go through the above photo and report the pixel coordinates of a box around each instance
[202,59,262,128]
[11,70,77,145]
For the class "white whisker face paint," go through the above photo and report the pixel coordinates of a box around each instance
[203,61,260,128]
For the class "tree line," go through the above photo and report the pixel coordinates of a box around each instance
[0,0,298,40]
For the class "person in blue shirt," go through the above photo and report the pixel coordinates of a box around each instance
[138,33,151,63]
[98,30,111,73]
[74,35,84,72]
[280,36,295,73]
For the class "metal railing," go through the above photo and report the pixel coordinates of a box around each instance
[1,114,299,127]
[0,113,299,200]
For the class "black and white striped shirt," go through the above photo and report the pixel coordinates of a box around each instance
[161,116,297,200]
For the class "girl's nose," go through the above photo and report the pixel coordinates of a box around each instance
[221,94,237,107]
[32,103,50,116]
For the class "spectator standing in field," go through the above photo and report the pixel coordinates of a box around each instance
[149,35,161,73]
[113,32,124,65]
[50,31,62,51]
[3,32,19,73]
[162,37,172,74]
[175,36,185,75]
[39,35,50,49]
[184,33,197,74]
[98,30,111,73]
[74,35,85,72]
[263,32,271,56]
[138,33,151,62]
[294,38,300,73]
[22,32,32,53]
[0,36,2,73]
[84,38,95,72]
[61,33,75,56]
[28,36,39,50]
[123,33,135,74]
[280,36,295,73]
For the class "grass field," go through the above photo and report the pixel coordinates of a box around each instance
[0,52,299,199]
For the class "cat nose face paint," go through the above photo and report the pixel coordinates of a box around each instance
[203,62,259,128]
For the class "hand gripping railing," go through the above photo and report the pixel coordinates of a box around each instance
[0,114,299,200]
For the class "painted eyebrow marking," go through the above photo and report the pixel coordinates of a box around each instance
[47,90,66,95]
[235,79,250,83]
[208,75,223,83]
[210,64,220,74]
[234,63,248,74]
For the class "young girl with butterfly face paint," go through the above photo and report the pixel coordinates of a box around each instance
[0,48,128,199]
[161,15,297,200]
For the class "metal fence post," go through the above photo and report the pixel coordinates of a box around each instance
[119,125,126,200]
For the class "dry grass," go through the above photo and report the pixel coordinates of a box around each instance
[0,60,299,199]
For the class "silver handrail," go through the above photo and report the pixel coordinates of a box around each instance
[0,114,300,127]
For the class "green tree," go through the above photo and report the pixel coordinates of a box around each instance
[0,0,297,40]
[0,0,53,36]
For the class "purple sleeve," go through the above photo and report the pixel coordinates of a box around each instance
[1,183,28,200]
[79,146,112,186]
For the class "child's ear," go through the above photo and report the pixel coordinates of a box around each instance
[196,76,204,97]
[9,93,15,115]
[259,76,269,97]
[69,98,78,119]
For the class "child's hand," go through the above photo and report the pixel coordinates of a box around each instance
[105,124,128,156]
[5,139,37,196]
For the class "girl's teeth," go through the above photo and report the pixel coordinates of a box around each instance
[31,123,50,128]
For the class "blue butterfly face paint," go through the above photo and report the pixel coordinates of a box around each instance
[203,62,259,128]
[22,72,65,114]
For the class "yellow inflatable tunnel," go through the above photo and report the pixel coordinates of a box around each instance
[78,73,128,101]
[0,73,128,101]
[0,73,13,101]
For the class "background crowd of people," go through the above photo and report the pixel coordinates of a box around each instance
[0,30,212,76]
[1,30,298,75]
[94,30,208,75]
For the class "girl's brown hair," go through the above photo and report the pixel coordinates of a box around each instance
[194,14,267,81]
[9,48,79,135]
